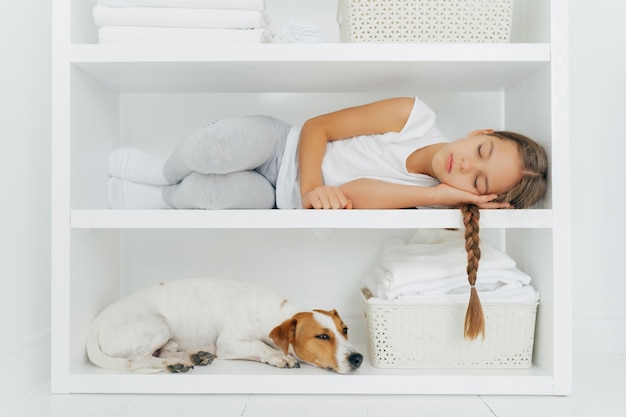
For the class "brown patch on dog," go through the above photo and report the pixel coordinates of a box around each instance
[269,310,356,373]
[316,309,349,340]
[298,311,339,372]
[269,317,297,355]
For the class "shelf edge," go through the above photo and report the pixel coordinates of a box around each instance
[68,43,551,63]
[70,209,552,229]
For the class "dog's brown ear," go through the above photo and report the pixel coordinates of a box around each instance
[269,318,297,355]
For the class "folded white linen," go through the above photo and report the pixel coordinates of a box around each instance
[379,230,516,290]
[98,26,273,44]
[379,267,530,298]
[93,6,270,29]
[98,0,265,10]
[274,19,324,43]
[364,267,532,300]
[365,283,540,305]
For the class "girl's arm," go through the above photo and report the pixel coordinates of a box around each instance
[298,97,415,209]
[339,178,511,209]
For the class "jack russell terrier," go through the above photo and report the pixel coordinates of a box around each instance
[86,278,363,374]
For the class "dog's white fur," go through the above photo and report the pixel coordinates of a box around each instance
[86,278,362,374]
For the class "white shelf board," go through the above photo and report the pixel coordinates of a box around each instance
[68,43,550,92]
[69,43,550,62]
[70,209,552,229]
[64,356,554,395]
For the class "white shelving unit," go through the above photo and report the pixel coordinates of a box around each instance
[51,0,571,395]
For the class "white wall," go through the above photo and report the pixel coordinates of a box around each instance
[0,0,623,403]
[0,0,52,405]
[570,0,626,354]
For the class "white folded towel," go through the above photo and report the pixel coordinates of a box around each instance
[366,283,539,305]
[94,6,270,29]
[274,19,324,43]
[364,229,539,305]
[98,26,273,44]
[379,233,516,290]
[368,267,532,300]
[98,0,265,10]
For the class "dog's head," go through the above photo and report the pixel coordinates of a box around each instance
[269,309,363,374]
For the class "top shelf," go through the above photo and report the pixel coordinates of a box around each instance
[68,43,550,92]
[68,43,550,63]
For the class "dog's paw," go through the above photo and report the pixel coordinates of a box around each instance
[266,353,300,369]
[190,351,215,366]
[167,363,194,373]
[281,358,301,369]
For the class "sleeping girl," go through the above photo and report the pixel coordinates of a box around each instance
[107,96,548,211]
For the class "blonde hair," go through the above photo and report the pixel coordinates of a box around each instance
[460,203,484,340]
[461,131,548,340]
[489,131,549,209]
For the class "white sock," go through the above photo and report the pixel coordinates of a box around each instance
[108,148,170,185]
[107,177,172,209]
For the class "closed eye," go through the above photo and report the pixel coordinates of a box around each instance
[478,140,494,159]
[475,140,492,194]
[475,174,488,194]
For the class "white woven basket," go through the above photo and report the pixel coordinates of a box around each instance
[362,289,537,369]
[337,0,514,43]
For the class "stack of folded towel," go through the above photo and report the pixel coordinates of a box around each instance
[93,0,273,44]
[363,229,540,304]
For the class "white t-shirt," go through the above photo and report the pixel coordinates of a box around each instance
[275,97,448,209]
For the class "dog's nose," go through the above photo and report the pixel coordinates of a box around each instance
[348,353,363,369]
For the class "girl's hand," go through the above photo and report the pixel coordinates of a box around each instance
[434,183,512,209]
[302,185,353,209]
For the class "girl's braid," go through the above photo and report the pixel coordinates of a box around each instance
[460,203,485,340]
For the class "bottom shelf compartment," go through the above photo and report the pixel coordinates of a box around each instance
[62,338,554,396]
[58,312,556,395]
[54,228,563,395]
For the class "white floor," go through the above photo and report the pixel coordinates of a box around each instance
[2,353,625,417]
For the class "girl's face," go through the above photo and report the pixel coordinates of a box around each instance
[432,131,523,196]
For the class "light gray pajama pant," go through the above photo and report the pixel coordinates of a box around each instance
[161,115,291,209]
